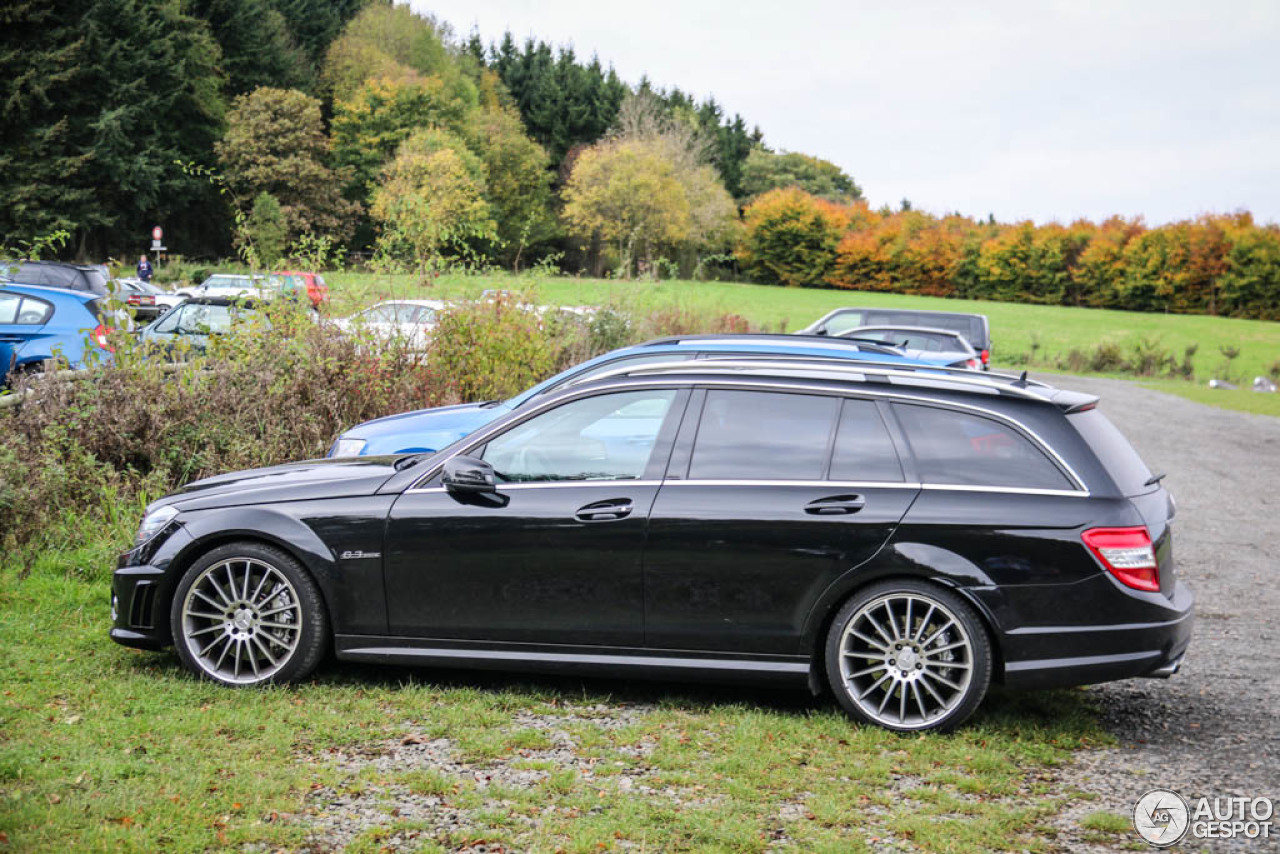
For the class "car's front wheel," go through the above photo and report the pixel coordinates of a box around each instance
[170,542,328,686]
[825,579,991,732]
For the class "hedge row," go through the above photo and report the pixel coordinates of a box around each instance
[738,187,1280,319]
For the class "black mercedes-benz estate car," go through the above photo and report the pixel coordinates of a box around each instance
[111,359,1193,732]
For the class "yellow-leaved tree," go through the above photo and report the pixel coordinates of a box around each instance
[369,129,496,277]
[561,92,737,278]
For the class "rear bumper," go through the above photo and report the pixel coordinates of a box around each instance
[972,578,1194,690]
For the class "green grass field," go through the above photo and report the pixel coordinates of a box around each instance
[0,518,1109,852]
[323,271,1280,417]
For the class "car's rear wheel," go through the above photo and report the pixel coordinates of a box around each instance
[170,542,328,686]
[825,579,991,733]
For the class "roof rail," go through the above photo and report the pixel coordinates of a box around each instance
[639,333,875,347]
[571,356,1059,403]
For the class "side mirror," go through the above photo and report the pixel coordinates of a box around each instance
[442,455,497,494]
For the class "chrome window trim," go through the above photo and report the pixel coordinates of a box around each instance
[405,479,1088,498]
[661,479,922,490]
[405,377,1090,493]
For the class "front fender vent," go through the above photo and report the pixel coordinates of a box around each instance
[129,582,158,629]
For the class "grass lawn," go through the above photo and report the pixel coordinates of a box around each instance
[0,520,1110,852]
[323,270,1280,417]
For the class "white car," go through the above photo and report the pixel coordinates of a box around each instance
[178,274,301,303]
[334,299,447,351]
[839,325,982,369]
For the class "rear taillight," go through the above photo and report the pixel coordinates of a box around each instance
[1082,527,1159,591]
[966,359,979,369]
[980,349,990,366]
[92,324,114,352]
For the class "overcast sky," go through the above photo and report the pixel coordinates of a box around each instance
[411,0,1279,225]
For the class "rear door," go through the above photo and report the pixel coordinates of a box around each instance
[643,389,919,654]
[0,291,54,378]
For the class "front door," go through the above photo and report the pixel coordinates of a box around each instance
[383,387,688,646]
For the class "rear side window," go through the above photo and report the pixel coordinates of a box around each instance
[690,390,839,480]
[0,294,21,323]
[893,403,1072,490]
[1068,409,1153,496]
[830,400,904,482]
[15,297,53,325]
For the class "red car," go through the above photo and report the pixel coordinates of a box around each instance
[274,271,329,308]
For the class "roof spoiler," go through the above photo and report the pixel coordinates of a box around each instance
[1049,389,1100,413]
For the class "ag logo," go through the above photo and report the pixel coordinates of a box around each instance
[1134,789,1190,847]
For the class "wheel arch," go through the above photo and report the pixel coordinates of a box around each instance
[160,515,339,640]
[803,566,1008,693]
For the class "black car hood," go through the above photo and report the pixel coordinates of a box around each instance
[158,456,404,512]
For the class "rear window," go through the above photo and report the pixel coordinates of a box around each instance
[871,330,968,352]
[1068,409,1154,496]
[893,403,1072,490]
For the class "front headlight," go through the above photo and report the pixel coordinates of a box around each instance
[330,437,367,458]
[135,505,179,547]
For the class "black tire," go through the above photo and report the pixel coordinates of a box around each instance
[824,579,991,733]
[170,541,328,687]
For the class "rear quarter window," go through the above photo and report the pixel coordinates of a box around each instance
[893,403,1072,490]
[1067,409,1154,496]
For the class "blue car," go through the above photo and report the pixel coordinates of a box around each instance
[328,334,949,457]
[0,284,113,386]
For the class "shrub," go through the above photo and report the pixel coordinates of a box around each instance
[426,294,588,401]
[738,187,849,287]
[0,303,447,555]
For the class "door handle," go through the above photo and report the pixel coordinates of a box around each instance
[804,495,866,515]
[575,499,633,522]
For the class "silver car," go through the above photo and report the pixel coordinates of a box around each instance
[839,325,981,369]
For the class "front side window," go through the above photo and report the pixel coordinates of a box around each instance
[822,311,865,336]
[690,390,839,481]
[892,403,1071,489]
[360,305,397,323]
[482,389,678,482]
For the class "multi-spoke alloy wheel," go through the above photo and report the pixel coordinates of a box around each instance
[825,581,991,733]
[171,542,327,686]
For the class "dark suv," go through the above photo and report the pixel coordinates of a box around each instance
[109,360,1192,732]
[0,260,111,296]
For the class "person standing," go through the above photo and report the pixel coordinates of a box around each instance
[137,254,153,282]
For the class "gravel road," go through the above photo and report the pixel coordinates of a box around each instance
[1038,376,1280,852]
[290,376,1280,852]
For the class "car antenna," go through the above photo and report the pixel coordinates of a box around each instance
[1012,371,1029,388]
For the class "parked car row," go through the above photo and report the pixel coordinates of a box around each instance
[0,263,330,385]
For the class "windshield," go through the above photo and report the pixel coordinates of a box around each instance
[152,303,259,335]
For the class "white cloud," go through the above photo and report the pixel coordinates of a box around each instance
[411,0,1280,224]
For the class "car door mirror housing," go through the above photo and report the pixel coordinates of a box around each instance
[442,455,497,494]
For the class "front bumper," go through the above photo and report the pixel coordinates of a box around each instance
[109,525,194,650]
[972,577,1194,690]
